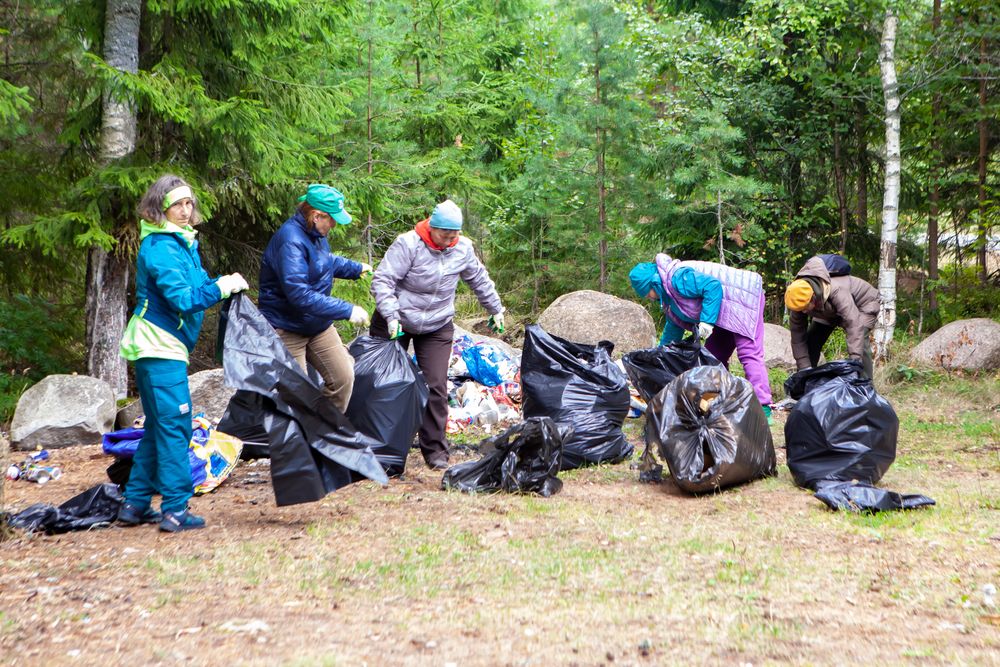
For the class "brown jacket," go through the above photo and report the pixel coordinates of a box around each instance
[788,256,880,368]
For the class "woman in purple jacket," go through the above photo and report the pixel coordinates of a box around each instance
[630,253,773,422]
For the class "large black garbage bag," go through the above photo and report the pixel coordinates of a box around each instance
[220,294,388,506]
[645,365,776,493]
[218,390,272,459]
[784,361,898,489]
[8,484,122,534]
[346,335,430,476]
[520,325,632,470]
[814,481,936,513]
[441,417,570,496]
[621,339,724,402]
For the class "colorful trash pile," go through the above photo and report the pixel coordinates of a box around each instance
[102,413,243,495]
[446,334,523,434]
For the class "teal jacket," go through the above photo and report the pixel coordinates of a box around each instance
[133,222,223,351]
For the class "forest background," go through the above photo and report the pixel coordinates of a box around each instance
[0,0,997,418]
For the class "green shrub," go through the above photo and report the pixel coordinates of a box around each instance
[0,294,85,424]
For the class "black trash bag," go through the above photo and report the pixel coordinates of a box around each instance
[644,365,776,494]
[218,390,272,459]
[346,335,430,476]
[813,480,936,513]
[7,483,123,534]
[621,339,724,402]
[520,325,632,471]
[106,456,133,490]
[219,294,388,506]
[784,361,898,489]
[441,417,570,496]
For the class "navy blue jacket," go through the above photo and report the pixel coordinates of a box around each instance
[259,211,363,336]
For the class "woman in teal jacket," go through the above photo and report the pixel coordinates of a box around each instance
[117,175,248,533]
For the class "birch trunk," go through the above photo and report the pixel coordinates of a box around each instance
[86,0,141,397]
[874,9,900,364]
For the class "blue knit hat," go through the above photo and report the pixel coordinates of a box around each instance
[629,262,665,304]
[428,200,463,230]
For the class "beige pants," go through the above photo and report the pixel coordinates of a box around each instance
[275,325,355,413]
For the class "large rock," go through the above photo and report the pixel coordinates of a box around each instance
[114,399,145,430]
[910,318,1000,371]
[537,290,656,357]
[188,368,236,422]
[763,323,798,370]
[10,375,116,450]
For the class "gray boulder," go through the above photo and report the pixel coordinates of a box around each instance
[114,399,145,430]
[910,318,1000,371]
[537,290,656,357]
[763,323,799,370]
[11,375,116,450]
[188,368,236,422]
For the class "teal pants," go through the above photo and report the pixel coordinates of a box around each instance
[124,358,193,514]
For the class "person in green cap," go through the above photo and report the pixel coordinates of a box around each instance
[259,183,372,413]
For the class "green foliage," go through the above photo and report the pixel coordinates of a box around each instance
[0,295,86,423]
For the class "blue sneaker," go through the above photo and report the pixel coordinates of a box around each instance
[118,502,162,526]
[159,510,206,533]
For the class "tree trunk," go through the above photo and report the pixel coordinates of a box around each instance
[855,101,868,232]
[87,0,141,398]
[365,0,375,264]
[717,190,724,264]
[833,128,849,253]
[976,32,989,284]
[593,28,607,292]
[928,0,941,311]
[874,9,900,364]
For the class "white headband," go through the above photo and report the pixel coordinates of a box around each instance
[163,185,193,210]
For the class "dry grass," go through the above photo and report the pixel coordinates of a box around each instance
[1,373,999,666]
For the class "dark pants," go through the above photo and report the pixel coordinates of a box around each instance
[371,312,453,463]
[806,321,873,379]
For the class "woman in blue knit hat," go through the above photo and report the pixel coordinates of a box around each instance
[370,199,505,469]
[258,184,372,413]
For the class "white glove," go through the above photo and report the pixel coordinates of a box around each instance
[387,319,403,339]
[489,312,505,334]
[697,322,714,341]
[216,273,249,298]
[359,262,373,277]
[349,306,370,327]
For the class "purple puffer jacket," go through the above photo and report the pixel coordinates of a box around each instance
[655,254,764,339]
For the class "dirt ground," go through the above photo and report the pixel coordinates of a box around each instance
[1,379,999,666]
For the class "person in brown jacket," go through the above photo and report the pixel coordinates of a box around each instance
[784,255,880,378]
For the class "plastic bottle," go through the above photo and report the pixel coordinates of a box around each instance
[25,465,61,484]
[477,408,499,426]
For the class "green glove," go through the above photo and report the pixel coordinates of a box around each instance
[388,319,404,339]
[488,312,505,334]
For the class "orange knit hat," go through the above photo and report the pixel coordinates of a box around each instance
[784,279,814,311]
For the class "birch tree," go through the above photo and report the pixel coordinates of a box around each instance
[874,8,900,363]
[86,0,140,397]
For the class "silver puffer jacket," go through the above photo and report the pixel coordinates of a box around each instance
[371,230,503,334]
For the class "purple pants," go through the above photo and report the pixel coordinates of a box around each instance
[705,293,772,407]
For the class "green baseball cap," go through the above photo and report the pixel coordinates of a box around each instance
[298,184,352,225]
